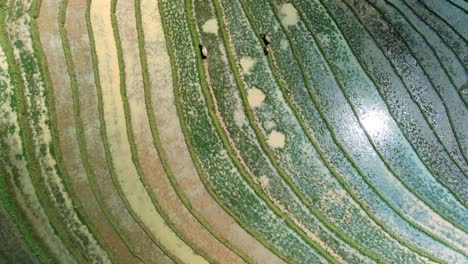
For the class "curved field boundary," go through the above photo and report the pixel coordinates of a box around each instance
[319,0,467,253]
[192,0,378,263]
[0,0,466,262]
[190,0,367,262]
[58,0,154,262]
[0,194,38,264]
[32,0,112,259]
[238,0,460,260]
[113,0,213,261]
[418,0,468,40]
[254,0,462,260]
[213,0,409,262]
[323,0,468,231]
[329,0,468,216]
[378,0,468,165]
[0,28,64,263]
[392,0,467,92]
[134,0,262,262]
[160,0,333,262]
[293,0,467,234]
[37,0,144,262]
[193,0,355,262]
[349,0,468,178]
[0,164,45,264]
[401,0,468,69]
[113,0,244,262]
[141,1,285,262]
[216,0,442,262]
[385,0,467,107]
[68,0,176,262]
[292,0,464,256]
[218,0,436,262]
[4,0,108,261]
[267,1,465,262]
[446,0,468,12]
[90,0,206,262]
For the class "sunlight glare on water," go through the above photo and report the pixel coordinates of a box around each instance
[361,110,390,137]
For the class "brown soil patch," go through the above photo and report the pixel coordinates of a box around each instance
[141,2,284,263]
[37,0,136,262]
[89,0,206,262]
[64,0,172,262]
[116,0,243,262]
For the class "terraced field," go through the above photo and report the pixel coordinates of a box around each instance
[0,0,466,263]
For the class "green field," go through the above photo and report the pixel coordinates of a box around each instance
[0,0,466,263]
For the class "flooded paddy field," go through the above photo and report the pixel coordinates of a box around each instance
[0,0,466,263]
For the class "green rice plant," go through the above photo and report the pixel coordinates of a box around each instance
[399,0,467,69]
[385,0,466,93]
[264,0,464,260]
[160,0,331,262]
[369,0,468,179]
[0,37,54,263]
[330,0,467,231]
[192,0,373,263]
[3,0,108,261]
[293,0,467,232]
[135,0,255,262]
[1,0,466,262]
[338,0,468,189]
[255,2,465,263]
[240,0,466,262]
[416,0,467,40]
[216,0,444,262]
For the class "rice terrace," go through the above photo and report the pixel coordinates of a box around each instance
[0,0,467,262]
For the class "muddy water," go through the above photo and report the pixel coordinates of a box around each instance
[247,87,265,108]
[240,56,256,74]
[202,18,219,34]
[280,3,299,27]
[7,0,109,261]
[267,130,285,149]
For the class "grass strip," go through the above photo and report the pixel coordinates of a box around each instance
[399,0,467,69]
[293,0,467,233]
[134,0,254,262]
[160,0,332,262]
[0,165,51,263]
[110,0,213,261]
[57,0,149,261]
[3,0,94,261]
[85,0,176,262]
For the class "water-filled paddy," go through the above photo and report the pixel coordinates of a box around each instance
[0,0,466,263]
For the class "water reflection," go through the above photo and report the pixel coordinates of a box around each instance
[361,110,390,137]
